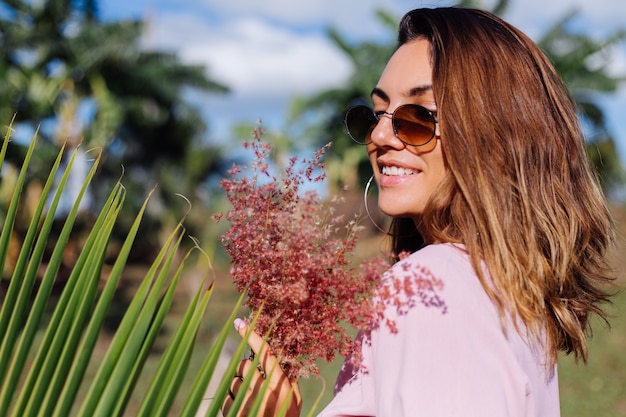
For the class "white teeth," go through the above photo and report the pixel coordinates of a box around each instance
[382,166,417,176]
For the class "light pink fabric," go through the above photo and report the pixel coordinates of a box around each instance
[318,243,560,417]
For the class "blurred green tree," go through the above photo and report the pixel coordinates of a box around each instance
[536,10,626,194]
[0,0,231,254]
[290,0,626,197]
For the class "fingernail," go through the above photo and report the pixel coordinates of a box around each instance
[234,318,245,330]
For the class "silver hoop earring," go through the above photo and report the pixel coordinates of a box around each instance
[364,175,420,239]
[364,175,391,235]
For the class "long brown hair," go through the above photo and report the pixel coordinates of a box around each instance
[392,7,615,368]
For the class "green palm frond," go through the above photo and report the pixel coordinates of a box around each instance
[0,122,255,416]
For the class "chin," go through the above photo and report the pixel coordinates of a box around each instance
[378,195,425,218]
[378,204,423,218]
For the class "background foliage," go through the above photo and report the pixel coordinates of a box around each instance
[287,0,626,195]
[0,0,624,415]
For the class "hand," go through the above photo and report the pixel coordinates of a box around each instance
[221,319,302,417]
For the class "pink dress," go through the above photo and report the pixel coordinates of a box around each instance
[318,243,560,417]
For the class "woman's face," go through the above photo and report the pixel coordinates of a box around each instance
[368,39,446,219]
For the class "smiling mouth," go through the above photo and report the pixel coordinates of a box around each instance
[381,166,418,176]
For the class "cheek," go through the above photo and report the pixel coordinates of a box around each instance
[433,160,447,183]
[366,143,377,157]
[421,150,447,195]
[427,143,447,178]
[367,145,378,170]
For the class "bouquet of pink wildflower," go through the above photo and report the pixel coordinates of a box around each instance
[217,126,388,380]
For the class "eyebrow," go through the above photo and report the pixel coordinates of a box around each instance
[371,84,434,101]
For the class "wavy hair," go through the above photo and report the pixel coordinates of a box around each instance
[391,7,615,368]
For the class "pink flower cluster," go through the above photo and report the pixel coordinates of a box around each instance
[217,126,388,380]
[375,254,448,334]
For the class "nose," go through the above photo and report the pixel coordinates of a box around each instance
[369,112,404,149]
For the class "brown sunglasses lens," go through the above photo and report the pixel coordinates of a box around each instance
[345,104,436,146]
[393,105,436,146]
[345,106,377,144]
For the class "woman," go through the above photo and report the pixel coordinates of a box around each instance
[223,7,615,416]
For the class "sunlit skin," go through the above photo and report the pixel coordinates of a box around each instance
[222,320,302,417]
[221,39,447,417]
[368,39,446,231]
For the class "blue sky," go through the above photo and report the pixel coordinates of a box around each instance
[99,0,626,163]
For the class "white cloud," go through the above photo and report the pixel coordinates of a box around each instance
[149,12,352,96]
[608,44,626,76]
[142,0,626,160]
[569,0,626,28]
[503,0,626,38]
[201,0,464,39]
[204,0,402,26]
[205,0,349,24]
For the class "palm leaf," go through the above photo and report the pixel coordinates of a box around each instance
[0,142,103,415]
[178,291,246,417]
[0,123,253,416]
[0,121,319,416]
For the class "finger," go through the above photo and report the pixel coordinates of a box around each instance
[233,319,300,413]
[234,359,267,398]
[230,375,243,397]
[263,359,287,387]
[238,361,268,398]
[234,318,268,356]
[267,370,298,404]
[225,377,258,417]
[292,380,303,408]
[281,380,303,414]
[236,358,256,379]
[222,394,234,416]
[222,388,253,417]
[233,319,280,379]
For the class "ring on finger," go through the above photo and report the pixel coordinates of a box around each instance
[256,364,266,379]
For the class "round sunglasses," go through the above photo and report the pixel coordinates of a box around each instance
[344,104,438,147]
